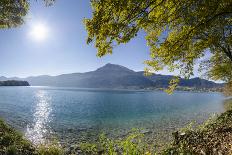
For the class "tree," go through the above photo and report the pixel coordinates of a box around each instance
[0,0,54,28]
[224,81,232,96]
[0,0,28,28]
[85,0,232,88]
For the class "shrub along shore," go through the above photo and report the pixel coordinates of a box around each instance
[1,104,232,154]
[0,119,63,155]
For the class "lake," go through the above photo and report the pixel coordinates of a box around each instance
[0,86,226,146]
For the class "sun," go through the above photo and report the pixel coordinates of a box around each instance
[29,23,49,41]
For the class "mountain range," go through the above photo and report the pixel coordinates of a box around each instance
[0,63,222,89]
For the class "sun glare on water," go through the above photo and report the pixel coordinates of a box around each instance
[26,90,52,144]
[29,23,49,41]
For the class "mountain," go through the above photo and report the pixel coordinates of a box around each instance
[22,64,154,88]
[137,72,221,88]
[1,63,222,89]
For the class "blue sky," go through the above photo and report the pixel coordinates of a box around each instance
[0,0,199,78]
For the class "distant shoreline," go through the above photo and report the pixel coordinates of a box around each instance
[0,85,223,93]
[0,80,30,86]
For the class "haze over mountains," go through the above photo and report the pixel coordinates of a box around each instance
[0,63,222,89]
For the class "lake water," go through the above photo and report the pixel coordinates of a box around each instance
[0,86,226,146]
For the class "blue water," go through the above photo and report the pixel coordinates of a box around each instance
[0,86,226,145]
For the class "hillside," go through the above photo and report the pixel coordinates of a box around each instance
[137,71,221,88]
[0,64,222,89]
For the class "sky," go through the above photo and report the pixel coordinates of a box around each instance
[0,0,200,78]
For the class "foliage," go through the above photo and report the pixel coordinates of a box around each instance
[164,77,179,94]
[223,81,232,96]
[0,0,29,28]
[0,118,64,155]
[223,99,232,110]
[85,0,232,90]
[80,130,153,155]
[164,109,232,154]
[37,144,64,155]
[0,0,54,29]
[0,119,36,155]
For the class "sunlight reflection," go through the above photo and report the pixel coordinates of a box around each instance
[26,90,52,144]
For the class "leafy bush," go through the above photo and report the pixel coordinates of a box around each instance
[0,119,64,155]
[80,130,153,155]
[164,110,232,154]
[0,119,36,155]
[37,144,64,155]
